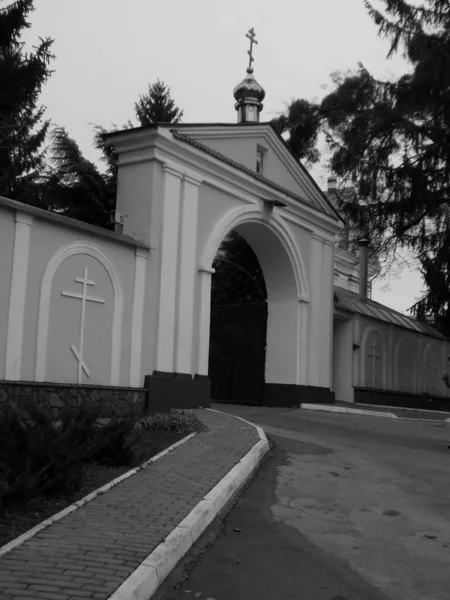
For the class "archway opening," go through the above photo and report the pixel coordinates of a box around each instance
[209,230,267,404]
[207,219,301,405]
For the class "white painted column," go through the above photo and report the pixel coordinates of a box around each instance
[296,298,309,385]
[129,247,149,386]
[308,234,324,387]
[320,240,335,388]
[154,164,182,373]
[196,266,215,376]
[175,174,202,375]
[5,212,33,380]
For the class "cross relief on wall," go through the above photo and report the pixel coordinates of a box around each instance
[367,333,382,388]
[61,267,105,384]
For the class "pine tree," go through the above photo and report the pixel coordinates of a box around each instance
[134,79,183,126]
[275,0,450,334]
[0,0,53,204]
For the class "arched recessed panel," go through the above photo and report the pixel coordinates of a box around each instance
[363,329,384,389]
[396,338,414,392]
[35,242,123,385]
[423,344,439,394]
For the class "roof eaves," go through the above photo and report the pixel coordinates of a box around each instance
[334,286,445,340]
[268,123,343,223]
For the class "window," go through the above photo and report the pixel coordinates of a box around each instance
[364,330,383,388]
[256,147,264,174]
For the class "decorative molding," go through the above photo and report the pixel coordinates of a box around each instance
[200,204,310,301]
[135,247,150,259]
[162,162,184,178]
[5,214,33,380]
[116,131,340,237]
[183,173,203,187]
[35,242,124,386]
[311,232,324,242]
[129,248,148,386]
[198,266,216,274]
[14,211,34,226]
[169,124,335,217]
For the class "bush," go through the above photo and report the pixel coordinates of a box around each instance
[134,409,207,434]
[0,402,100,504]
[91,418,138,466]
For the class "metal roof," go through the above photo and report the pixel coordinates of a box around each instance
[334,286,445,340]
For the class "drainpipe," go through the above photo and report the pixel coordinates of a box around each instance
[358,238,369,302]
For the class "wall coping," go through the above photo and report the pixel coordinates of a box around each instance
[0,195,151,251]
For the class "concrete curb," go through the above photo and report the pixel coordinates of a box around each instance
[300,403,450,423]
[0,432,196,559]
[353,402,450,417]
[300,403,398,419]
[108,409,269,600]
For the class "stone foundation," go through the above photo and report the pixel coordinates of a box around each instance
[0,380,147,419]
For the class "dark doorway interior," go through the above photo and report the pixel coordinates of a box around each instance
[208,231,267,405]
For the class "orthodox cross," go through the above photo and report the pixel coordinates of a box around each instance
[367,335,381,387]
[61,267,105,384]
[246,27,258,70]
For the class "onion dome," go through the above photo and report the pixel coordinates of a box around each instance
[233,67,266,103]
[234,67,265,123]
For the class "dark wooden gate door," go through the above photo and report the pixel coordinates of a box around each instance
[209,302,267,405]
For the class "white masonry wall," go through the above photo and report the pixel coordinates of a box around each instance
[0,197,151,388]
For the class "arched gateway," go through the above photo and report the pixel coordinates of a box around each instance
[107,120,340,410]
[106,30,340,411]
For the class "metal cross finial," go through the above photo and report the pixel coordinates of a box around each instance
[246,27,258,71]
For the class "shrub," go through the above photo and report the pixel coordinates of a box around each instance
[134,409,207,434]
[0,401,100,504]
[92,418,138,466]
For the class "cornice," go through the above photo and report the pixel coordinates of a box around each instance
[155,135,341,236]
[15,211,34,226]
[107,128,340,237]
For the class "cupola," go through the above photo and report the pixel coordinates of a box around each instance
[233,28,265,123]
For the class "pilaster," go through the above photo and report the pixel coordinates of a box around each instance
[154,164,183,373]
[308,234,324,387]
[196,266,215,376]
[5,212,33,380]
[129,247,149,386]
[175,174,202,374]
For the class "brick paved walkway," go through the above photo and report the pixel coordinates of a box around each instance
[0,410,259,600]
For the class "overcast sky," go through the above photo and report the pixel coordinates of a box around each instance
[23,0,424,314]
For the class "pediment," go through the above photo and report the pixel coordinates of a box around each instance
[165,123,338,220]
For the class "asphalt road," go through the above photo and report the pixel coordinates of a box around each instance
[155,404,450,600]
